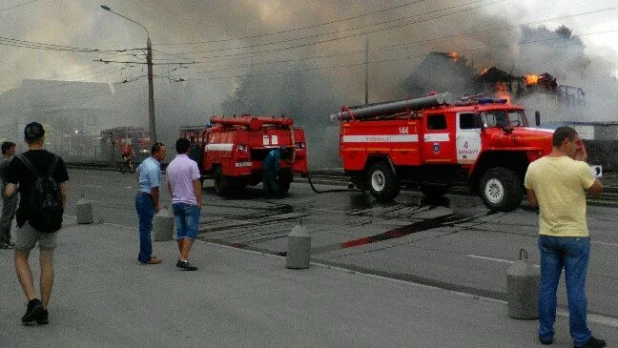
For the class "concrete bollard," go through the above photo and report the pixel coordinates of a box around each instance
[75,198,93,224]
[507,249,540,319]
[153,208,174,241]
[286,225,311,269]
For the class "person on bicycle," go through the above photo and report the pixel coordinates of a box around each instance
[122,142,134,171]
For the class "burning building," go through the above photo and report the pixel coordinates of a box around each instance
[403,51,586,120]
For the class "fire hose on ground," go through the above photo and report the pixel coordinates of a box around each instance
[305,169,360,194]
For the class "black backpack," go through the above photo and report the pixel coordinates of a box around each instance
[16,154,64,233]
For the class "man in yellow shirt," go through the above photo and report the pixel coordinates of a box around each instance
[524,126,604,348]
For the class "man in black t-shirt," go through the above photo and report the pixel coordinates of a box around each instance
[5,122,69,325]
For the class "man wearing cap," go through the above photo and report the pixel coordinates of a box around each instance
[135,142,166,265]
[0,141,17,249]
[5,122,69,325]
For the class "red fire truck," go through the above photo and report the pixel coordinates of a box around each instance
[180,115,308,196]
[331,93,554,211]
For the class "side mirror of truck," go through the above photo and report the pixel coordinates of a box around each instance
[535,110,541,127]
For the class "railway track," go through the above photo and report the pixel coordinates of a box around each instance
[67,162,618,205]
[302,170,618,206]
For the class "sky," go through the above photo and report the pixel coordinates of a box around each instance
[1,0,617,95]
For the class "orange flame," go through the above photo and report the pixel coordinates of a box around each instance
[525,74,540,86]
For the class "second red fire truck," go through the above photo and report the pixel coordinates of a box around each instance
[180,115,308,196]
[331,93,555,211]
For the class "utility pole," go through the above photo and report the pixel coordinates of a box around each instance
[101,5,158,144]
[364,38,369,105]
[146,37,156,142]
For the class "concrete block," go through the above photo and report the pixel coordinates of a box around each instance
[507,249,540,319]
[76,198,93,224]
[153,208,174,241]
[286,225,311,269]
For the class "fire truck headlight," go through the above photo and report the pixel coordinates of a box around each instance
[237,145,247,152]
[295,142,305,149]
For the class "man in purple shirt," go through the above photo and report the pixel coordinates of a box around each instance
[167,138,202,271]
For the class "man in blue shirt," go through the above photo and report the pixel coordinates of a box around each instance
[135,142,167,264]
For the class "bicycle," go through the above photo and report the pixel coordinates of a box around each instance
[120,158,135,174]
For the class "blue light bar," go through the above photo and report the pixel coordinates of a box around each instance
[477,98,509,105]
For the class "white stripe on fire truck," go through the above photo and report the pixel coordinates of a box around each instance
[423,133,449,142]
[341,135,419,143]
[205,144,234,151]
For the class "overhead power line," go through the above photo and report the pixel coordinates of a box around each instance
[166,4,618,71]
[0,0,45,12]
[0,36,139,53]
[160,0,507,61]
[379,5,618,53]
[94,59,200,65]
[185,27,618,83]
[156,0,428,46]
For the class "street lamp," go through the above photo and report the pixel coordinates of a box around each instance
[101,5,157,143]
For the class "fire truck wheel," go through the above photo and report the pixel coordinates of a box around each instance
[213,166,226,196]
[480,167,523,212]
[367,162,400,201]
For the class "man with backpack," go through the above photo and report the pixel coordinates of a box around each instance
[4,122,69,325]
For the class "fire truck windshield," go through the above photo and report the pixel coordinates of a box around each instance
[481,110,526,128]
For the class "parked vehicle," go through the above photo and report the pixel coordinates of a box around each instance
[331,93,554,211]
[179,115,308,196]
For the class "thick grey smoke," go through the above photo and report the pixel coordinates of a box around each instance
[1,1,617,167]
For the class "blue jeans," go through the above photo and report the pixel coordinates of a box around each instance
[135,192,155,263]
[538,236,591,346]
[172,203,200,241]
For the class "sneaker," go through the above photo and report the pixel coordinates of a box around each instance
[37,309,49,325]
[576,336,606,348]
[176,260,197,271]
[21,299,45,325]
[539,336,554,345]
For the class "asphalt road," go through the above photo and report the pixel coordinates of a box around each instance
[64,169,618,320]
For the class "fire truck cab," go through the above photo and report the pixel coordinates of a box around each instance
[332,93,554,212]
[180,115,308,196]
